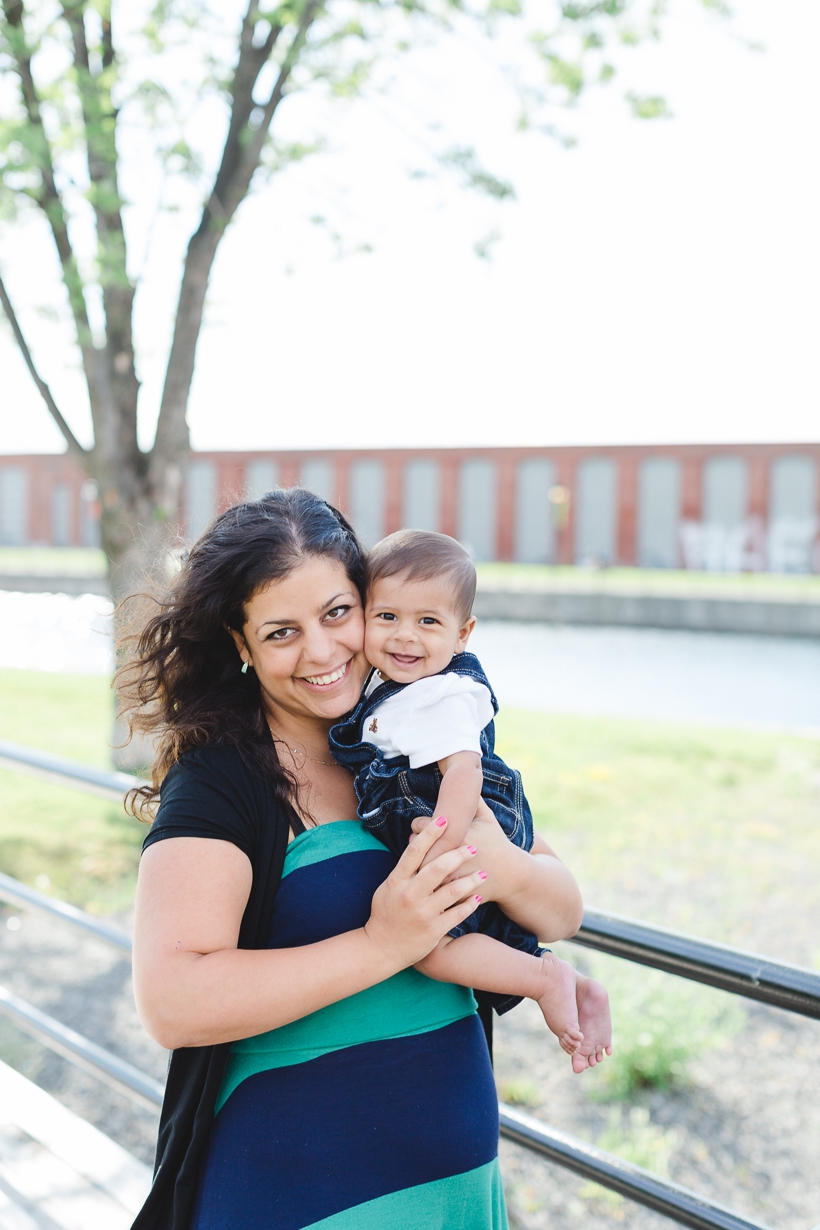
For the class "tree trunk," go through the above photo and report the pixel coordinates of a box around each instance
[99,457,186,773]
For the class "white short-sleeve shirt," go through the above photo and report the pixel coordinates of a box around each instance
[363,671,494,769]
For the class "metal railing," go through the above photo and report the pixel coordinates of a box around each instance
[0,869,131,953]
[0,982,163,1113]
[498,1107,773,1230]
[573,909,820,1020]
[0,740,815,1229]
[0,736,148,803]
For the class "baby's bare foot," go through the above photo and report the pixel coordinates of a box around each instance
[571,974,612,1074]
[534,954,584,1055]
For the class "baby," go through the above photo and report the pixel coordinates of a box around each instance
[330,529,612,1071]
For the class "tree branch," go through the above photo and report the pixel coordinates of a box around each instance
[60,0,140,463]
[0,269,88,465]
[1,0,104,442]
[150,0,319,478]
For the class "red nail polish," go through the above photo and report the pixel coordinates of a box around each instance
[467,845,477,855]
[474,895,482,903]
[435,817,447,827]
[478,871,488,880]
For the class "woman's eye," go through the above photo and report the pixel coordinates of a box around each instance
[268,627,296,641]
[325,605,350,621]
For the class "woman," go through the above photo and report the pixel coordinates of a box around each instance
[126,489,583,1230]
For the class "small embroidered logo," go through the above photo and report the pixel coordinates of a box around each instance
[368,718,378,733]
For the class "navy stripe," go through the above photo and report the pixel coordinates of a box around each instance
[267,849,396,948]
[190,1015,499,1230]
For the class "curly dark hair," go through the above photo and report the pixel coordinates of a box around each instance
[118,487,365,819]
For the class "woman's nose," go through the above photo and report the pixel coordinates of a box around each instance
[301,624,336,664]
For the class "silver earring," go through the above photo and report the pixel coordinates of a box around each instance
[241,661,249,674]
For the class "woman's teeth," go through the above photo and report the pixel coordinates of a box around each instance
[303,663,347,686]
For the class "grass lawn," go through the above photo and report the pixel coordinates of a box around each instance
[1,668,819,969]
[477,562,820,597]
[0,670,144,913]
[495,710,820,971]
[0,547,107,575]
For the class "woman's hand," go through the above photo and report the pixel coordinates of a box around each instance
[134,819,486,1050]
[364,817,486,969]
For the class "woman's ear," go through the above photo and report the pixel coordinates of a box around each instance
[228,625,250,668]
[455,615,477,653]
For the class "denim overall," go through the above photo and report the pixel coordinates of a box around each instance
[329,652,542,1013]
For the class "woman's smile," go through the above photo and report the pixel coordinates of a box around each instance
[299,659,353,689]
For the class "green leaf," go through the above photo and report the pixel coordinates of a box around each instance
[625,90,673,119]
[439,146,515,201]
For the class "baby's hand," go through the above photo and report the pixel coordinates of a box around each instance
[413,817,475,876]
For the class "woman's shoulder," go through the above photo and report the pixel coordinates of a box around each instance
[145,742,287,860]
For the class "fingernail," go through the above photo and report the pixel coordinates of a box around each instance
[435,817,447,827]
[474,895,482,903]
[478,871,488,880]
[467,845,477,855]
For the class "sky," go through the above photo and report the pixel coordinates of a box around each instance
[0,0,818,455]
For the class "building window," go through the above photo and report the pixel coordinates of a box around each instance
[403,460,440,532]
[637,458,681,569]
[52,483,73,547]
[350,460,385,548]
[186,461,218,541]
[515,458,555,564]
[300,458,335,503]
[245,459,278,500]
[80,479,101,547]
[458,459,497,561]
[575,457,616,566]
[768,455,817,573]
[0,467,28,546]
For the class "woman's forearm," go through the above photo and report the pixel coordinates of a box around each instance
[135,928,398,1051]
[134,824,486,1051]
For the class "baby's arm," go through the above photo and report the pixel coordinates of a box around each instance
[418,750,483,868]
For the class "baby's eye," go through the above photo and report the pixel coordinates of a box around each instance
[420,617,439,626]
[376,612,397,621]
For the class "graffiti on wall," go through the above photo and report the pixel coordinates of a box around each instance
[680,518,819,574]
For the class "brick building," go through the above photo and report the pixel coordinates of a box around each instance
[1,443,818,572]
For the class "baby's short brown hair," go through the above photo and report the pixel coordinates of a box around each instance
[366,530,476,624]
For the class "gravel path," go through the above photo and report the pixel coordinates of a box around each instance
[0,907,163,1167]
[495,990,820,1230]
[1,903,818,1228]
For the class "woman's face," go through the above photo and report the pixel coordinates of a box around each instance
[231,556,367,727]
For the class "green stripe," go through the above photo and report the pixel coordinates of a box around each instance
[283,821,387,878]
[217,970,476,1114]
[304,1160,508,1229]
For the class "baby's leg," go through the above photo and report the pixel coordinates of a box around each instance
[416,935,583,1056]
[570,971,613,1074]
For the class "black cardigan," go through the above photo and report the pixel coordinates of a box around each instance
[130,743,493,1229]
[131,745,290,1230]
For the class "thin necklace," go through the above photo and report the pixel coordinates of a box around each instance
[268,725,328,767]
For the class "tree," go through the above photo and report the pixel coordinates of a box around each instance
[0,0,726,606]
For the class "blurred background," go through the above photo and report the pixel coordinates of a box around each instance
[0,0,818,1227]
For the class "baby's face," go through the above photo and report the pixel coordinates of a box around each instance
[365,572,475,684]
